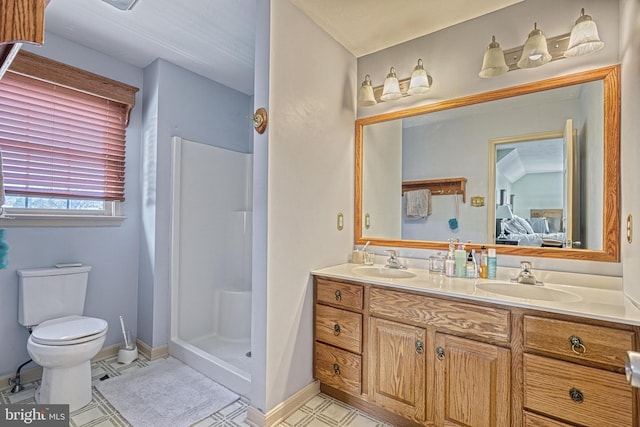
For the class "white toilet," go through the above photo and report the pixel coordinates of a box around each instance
[17,266,108,412]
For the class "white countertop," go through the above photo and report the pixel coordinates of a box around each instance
[312,263,640,326]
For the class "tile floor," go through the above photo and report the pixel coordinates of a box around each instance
[1,355,392,427]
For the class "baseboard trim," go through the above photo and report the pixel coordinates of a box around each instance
[245,381,320,427]
[136,338,168,361]
[0,343,121,392]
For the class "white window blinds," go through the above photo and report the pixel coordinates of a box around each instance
[0,51,138,203]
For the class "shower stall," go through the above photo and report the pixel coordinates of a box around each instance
[169,137,253,396]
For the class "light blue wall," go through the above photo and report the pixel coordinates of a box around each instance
[138,58,252,347]
[0,33,143,377]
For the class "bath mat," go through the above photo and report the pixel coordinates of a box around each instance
[96,357,238,427]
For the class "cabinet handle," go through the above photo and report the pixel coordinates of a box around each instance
[333,363,340,375]
[569,335,587,355]
[415,340,424,354]
[335,290,341,301]
[333,324,341,336]
[569,387,584,403]
[436,346,445,361]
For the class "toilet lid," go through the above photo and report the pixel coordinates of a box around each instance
[31,315,108,346]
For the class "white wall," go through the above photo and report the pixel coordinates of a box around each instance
[255,0,356,413]
[512,173,563,219]
[357,0,623,276]
[620,0,640,304]
[0,33,143,377]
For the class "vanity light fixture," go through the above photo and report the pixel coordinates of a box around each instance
[358,75,377,106]
[479,36,509,78]
[479,8,605,78]
[517,23,552,69]
[408,59,430,95]
[358,59,434,106]
[564,8,605,57]
[380,67,402,101]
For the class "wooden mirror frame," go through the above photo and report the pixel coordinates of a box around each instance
[355,65,620,262]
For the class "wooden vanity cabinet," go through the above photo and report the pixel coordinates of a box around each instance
[313,275,638,427]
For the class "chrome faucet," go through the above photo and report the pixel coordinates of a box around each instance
[385,250,406,269]
[515,260,539,285]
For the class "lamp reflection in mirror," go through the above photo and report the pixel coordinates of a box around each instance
[358,75,377,107]
[479,35,509,78]
[564,8,605,57]
[496,204,514,240]
[408,59,431,95]
[517,23,552,69]
[381,67,401,101]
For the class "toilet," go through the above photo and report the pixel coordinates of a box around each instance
[17,266,108,412]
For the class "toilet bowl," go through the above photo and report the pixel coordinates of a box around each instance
[18,265,108,412]
[26,315,108,412]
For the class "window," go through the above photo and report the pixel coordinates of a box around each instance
[0,51,138,226]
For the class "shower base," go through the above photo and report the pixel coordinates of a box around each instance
[190,334,251,378]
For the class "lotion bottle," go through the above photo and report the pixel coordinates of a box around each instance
[455,244,467,278]
[487,248,497,279]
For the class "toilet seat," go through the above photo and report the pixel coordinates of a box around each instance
[31,315,108,346]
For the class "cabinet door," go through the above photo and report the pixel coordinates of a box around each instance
[435,334,510,427]
[368,317,428,424]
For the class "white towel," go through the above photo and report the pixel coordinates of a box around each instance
[405,189,431,218]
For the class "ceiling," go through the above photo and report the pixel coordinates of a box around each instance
[43,0,523,96]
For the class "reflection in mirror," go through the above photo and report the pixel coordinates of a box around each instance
[489,125,594,249]
[355,66,620,262]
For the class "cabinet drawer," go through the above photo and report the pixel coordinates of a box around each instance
[315,304,362,353]
[315,342,361,395]
[524,354,632,427]
[524,315,634,369]
[369,287,510,343]
[523,412,573,427]
[316,278,363,310]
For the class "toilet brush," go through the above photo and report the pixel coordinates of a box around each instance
[117,315,138,364]
[119,315,130,349]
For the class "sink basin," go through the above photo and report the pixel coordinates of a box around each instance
[476,282,581,302]
[353,266,417,279]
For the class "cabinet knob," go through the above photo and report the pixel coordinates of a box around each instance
[569,387,584,403]
[415,340,424,354]
[436,346,445,360]
[333,323,341,336]
[333,363,340,375]
[335,290,342,301]
[569,335,587,355]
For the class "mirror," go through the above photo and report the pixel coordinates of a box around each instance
[355,66,620,262]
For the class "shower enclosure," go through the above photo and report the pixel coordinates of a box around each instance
[169,137,253,396]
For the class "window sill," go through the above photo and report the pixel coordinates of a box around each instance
[0,213,126,227]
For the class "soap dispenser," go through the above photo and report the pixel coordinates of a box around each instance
[454,244,467,278]
[445,240,456,277]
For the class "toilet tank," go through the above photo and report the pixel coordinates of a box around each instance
[18,265,92,327]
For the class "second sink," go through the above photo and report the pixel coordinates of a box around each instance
[354,266,417,279]
[476,282,582,302]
